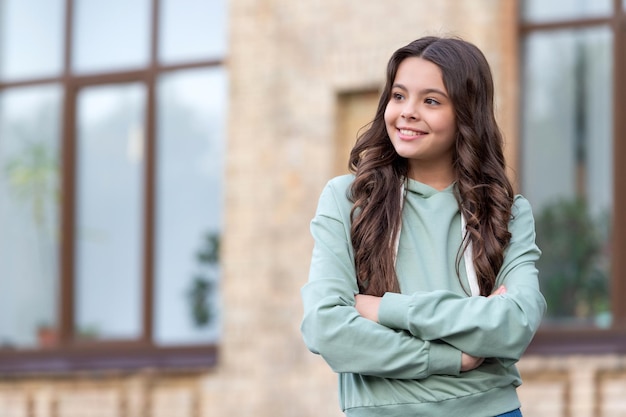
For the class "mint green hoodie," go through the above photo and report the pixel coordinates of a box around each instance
[301,175,546,417]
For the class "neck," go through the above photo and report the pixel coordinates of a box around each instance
[407,165,455,191]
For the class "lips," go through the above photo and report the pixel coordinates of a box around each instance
[397,127,427,140]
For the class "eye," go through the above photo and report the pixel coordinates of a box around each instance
[392,92,404,101]
[425,98,440,105]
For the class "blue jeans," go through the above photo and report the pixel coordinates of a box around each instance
[495,409,522,417]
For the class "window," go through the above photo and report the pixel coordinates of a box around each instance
[334,91,379,176]
[0,0,227,372]
[520,0,626,352]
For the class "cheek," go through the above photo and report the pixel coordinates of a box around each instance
[383,105,390,123]
[383,103,395,127]
[437,112,457,135]
[384,108,396,138]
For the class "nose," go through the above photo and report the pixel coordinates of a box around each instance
[401,102,418,120]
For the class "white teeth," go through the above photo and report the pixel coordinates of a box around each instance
[399,129,419,136]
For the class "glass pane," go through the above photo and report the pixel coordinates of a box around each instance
[522,27,613,328]
[72,0,150,73]
[159,0,227,63]
[154,68,227,345]
[0,0,64,81]
[521,0,612,22]
[75,83,145,341]
[0,85,62,349]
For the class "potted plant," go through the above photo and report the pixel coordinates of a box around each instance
[535,197,611,326]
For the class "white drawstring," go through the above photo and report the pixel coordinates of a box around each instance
[392,184,405,265]
[460,213,480,296]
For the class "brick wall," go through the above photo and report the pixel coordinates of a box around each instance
[518,355,626,417]
[0,372,201,417]
[0,356,625,416]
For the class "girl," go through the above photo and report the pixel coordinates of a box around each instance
[300,36,546,417]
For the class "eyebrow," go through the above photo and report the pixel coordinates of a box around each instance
[392,83,449,98]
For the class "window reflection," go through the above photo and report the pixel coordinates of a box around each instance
[0,85,62,349]
[0,0,228,356]
[0,0,64,81]
[154,68,227,345]
[521,0,612,22]
[75,83,145,341]
[522,27,613,327]
[72,0,150,73]
[159,0,227,63]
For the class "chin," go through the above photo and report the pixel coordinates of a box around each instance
[391,145,419,160]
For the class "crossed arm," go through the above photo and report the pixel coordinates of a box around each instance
[301,182,546,380]
[355,285,508,372]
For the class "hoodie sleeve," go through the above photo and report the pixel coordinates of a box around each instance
[301,178,462,380]
[377,196,546,365]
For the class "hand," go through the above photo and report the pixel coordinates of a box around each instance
[489,285,507,297]
[459,285,506,372]
[461,352,484,372]
[354,294,381,322]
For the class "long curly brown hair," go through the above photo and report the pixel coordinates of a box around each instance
[349,36,514,297]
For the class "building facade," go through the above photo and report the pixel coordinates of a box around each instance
[1,1,625,416]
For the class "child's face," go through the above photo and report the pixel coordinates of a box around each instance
[384,57,457,184]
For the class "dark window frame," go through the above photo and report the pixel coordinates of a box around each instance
[521,0,626,355]
[0,0,224,374]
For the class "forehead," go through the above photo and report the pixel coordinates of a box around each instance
[393,57,446,92]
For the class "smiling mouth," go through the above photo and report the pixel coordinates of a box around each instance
[397,128,427,138]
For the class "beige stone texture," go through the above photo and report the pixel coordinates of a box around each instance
[0,388,29,417]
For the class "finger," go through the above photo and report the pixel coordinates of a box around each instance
[490,285,506,297]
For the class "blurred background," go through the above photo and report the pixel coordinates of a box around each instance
[0,0,624,416]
